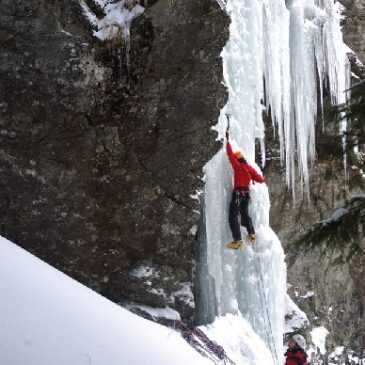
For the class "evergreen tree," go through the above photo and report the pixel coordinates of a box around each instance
[295,81,365,262]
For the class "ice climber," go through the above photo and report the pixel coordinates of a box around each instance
[226,131,264,249]
[284,334,308,365]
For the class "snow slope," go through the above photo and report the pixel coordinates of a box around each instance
[0,236,212,365]
[0,236,283,365]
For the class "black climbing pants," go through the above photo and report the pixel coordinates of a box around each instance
[228,190,255,241]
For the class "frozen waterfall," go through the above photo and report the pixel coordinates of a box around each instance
[197,0,350,365]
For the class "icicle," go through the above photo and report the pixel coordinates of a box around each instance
[269,0,350,194]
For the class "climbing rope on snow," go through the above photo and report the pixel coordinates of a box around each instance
[252,243,280,365]
[172,321,236,365]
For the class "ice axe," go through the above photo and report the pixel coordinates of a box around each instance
[225,113,231,139]
[226,113,231,131]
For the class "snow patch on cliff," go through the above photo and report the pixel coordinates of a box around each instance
[311,326,329,355]
[80,0,144,43]
[285,294,309,333]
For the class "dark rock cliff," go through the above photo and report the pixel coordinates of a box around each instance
[0,0,229,321]
[341,0,365,63]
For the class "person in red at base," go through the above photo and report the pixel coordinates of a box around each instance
[285,334,308,365]
[226,131,264,249]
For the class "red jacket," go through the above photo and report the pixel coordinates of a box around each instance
[284,349,308,365]
[226,142,264,189]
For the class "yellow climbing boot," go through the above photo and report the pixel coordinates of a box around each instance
[226,240,244,249]
[247,234,256,244]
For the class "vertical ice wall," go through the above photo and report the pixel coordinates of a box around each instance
[198,0,350,364]
[212,0,349,194]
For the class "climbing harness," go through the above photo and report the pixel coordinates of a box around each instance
[234,187,250,205]
[252,243,280,365]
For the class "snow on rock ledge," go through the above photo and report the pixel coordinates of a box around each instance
[285,294,309,333]
[310,326,329,355]
[80,0,145,43]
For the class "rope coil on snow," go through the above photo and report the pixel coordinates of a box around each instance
[172,322,236,365]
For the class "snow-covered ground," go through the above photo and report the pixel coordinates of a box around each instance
[0,235,283,365]
[0,236,213,365]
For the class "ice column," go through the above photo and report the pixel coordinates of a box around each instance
[198,0,350,363]
[202,1,288,364]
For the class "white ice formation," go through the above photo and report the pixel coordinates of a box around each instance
[212,0,350,194]
[199,1,350,365]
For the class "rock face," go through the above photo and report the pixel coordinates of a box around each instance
[0,0,229,321]
[341,0,365,63]
[268,159,365,360]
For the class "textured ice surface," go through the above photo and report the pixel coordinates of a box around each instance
[214,0,350,194]
[199,0,349,364]
[202,314,279,365]
[203,151,286,364]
